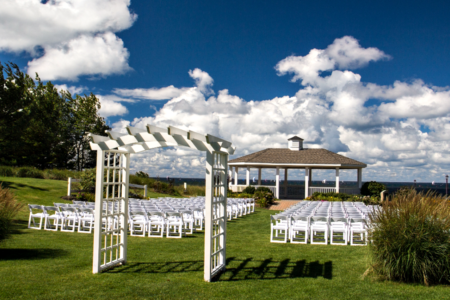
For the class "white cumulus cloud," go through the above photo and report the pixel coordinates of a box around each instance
[0,0,136,81]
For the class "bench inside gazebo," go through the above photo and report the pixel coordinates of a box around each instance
[228,137,366,199]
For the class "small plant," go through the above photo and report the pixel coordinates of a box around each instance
[361,181,386,199]
[368,189,450,285]
[135,171,150,178]
[254,190,275,208]
[242,186,256,195]
[80,168,96,192]
[0,185,24,242]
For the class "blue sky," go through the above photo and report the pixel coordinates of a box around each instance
[1,0,450,182]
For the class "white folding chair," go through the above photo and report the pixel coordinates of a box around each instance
[289,216,310,244]
[349,218,368,246]
[60,207,79,232]
[28,205,45,230]
[78,208,95,233]
[270,215,289,243]
[193,208,204,231]
[180,210,195,234]
[43,206,63,231]
[129,211,147,237]
[166,212,184,238]
[147,212,165,238]
[330,217,348,245]
[310,216,329,245]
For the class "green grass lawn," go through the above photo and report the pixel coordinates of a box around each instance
[0,177,449,299]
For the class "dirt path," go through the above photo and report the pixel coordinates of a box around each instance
[269,200,300,211]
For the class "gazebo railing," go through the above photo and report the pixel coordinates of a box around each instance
[309,187,360,195]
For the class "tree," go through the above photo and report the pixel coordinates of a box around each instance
[0,61,110,170]
[0,62,34,166]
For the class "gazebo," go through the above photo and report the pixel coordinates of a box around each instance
[228,137,366,199]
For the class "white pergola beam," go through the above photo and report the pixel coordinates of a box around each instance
[88,125,234,155]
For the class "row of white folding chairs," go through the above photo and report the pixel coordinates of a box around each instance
[129,206,204,230]
[128,210,197,238]
[28,204,95,233]
[270,215,368,245]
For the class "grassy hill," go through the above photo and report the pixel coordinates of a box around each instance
[0,177,448,299]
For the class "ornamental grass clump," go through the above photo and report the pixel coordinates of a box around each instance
[368,189,450,285]
[0,185,24,242]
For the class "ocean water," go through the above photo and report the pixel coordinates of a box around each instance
[152,177,449,195]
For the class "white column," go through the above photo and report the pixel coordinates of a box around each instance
[258,168,262,185]
[309,168,313,187]
[336,167,340,193]
[67,177,72,196]
[204,151,214,282]
[93,151,105,274]
[357,168,362,189]
[275,167,280,199]
[305,167,310,199]
[284,169,288,198]
[246,167,250,186]
[234,167,238,186]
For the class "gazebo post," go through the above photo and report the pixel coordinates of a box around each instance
[305,167,310,199]
[246,167,250,186]
[258,168,262,185]
[284,168,288,198]
[309,168,313,187]
[275,167,280,199]
[234,167,238,186]
[357,168,362,189]
[336,168,340,193]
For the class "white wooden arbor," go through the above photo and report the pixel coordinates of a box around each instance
[88,124,235,282]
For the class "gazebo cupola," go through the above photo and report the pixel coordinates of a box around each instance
[288,136,304,151]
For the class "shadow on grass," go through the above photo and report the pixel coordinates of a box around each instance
[106,260,203,274]
[7,220,31,234]
[0,248,68,261]
[107,258,333,281]
[0,180,48,191]
[216,257,332,281]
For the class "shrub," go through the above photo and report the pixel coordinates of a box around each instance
[135,171,150,178]
[255,187,272,194]
[254,190,275,208]
[15,166,44,179]
[310,192,359,201]
[79,169,96,192]
[0,166,14,177]
[361,181,386,198]
[368,189,450,285]
[0,185,24,242]
[242,186,256,195]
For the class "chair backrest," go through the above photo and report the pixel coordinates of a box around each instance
[351,218,366,224]
[149,211,164,217]
[166,212,182,218]
[271,215,287,222]
[43,206,59,213]
[79,208,94,214]
[292,215,308,222]
[28,204,42,211]
[330,217,347,223]
[72,201,86,205]
[60,207,78,213]
[54,203,69,208]
[311,216,328,222]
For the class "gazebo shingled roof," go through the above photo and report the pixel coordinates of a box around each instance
[229,148,366,167]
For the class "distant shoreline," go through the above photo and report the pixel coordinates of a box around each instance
[149,177,448,194]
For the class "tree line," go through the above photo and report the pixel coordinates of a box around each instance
[0,62,110,170]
